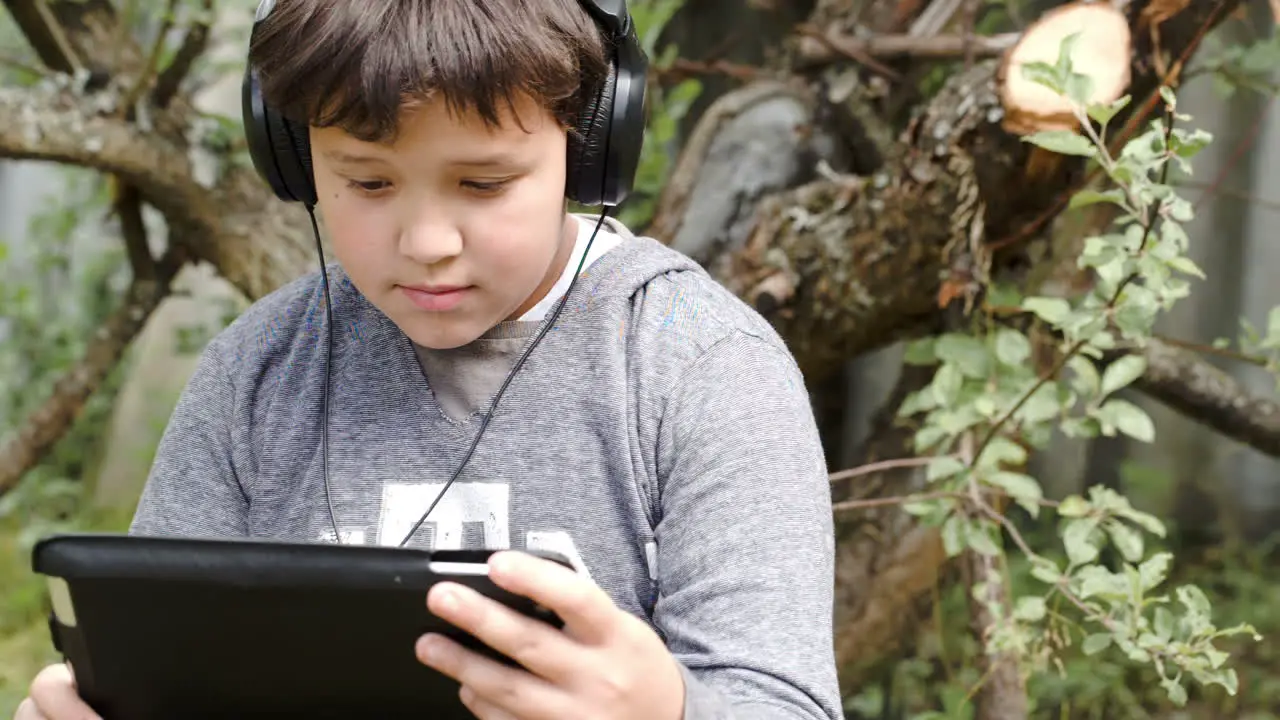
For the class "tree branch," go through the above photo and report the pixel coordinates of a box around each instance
[113,181,155,281]
[0,249,185,495]
[1,0,81,74]
[668,0,1240,384]
[151,0,214,109]
[0,84,212,224]
[1135,338,1280,457]
[118,0,178,118]
[795,26,1020,66]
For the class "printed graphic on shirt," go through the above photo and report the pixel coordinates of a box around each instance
[316,482,593,580]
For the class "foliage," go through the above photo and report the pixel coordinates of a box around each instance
[0,168,138,716]
[844,535,1280,719]
[1197,33,1280,99]
[890,32,1263,711]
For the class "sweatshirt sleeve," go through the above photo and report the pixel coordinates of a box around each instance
[653,331,842,720]
[128,344,250,538]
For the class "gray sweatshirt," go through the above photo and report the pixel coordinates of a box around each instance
[129,216,844,720]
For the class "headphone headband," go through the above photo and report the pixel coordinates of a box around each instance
[241,0,647,208]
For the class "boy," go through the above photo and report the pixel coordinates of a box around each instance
[16,1,843,718]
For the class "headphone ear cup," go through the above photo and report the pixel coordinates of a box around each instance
[273,113,317,205]
[242,65,317,205]
[565,61,617,207]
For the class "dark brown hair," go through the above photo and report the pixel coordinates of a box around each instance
[249,0,609,143]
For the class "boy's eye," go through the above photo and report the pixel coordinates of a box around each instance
[462,179,509,194]
[346,179,390,194]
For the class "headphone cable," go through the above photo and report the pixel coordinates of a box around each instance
[304,206,609,546]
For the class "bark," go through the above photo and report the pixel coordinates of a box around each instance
[1136,338,1280,457]
[830,363,950,691]
[965,547,1028,718]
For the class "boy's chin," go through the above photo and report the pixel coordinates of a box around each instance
[399,316,493,351]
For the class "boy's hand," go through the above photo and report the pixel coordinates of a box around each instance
[416,550,685,720]
[14,663,100,720]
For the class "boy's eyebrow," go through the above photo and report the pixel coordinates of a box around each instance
[322,150,388,165]
[321,150,526,168]
[446,152,526,168]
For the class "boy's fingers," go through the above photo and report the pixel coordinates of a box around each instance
[29,664,99,720]
[426,582,579,680]
[487,551,615,643]
[14,698,46,720]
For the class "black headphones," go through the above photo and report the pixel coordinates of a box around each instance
[240,0,649,208]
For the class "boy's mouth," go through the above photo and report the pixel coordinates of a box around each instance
[398,284,472,312]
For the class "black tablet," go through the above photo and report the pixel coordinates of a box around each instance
[31,533,570,720]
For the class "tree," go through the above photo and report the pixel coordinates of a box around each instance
[0,0,1274,716]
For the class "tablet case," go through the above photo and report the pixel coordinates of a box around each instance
[32,533,570,720]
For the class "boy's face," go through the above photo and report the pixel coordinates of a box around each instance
[310,93,577,350]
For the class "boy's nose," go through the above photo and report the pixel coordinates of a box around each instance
[399,222,463,265]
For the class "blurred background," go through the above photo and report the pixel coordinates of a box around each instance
[0,0,1277,718]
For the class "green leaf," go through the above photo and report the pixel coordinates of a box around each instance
[965,521,1002,556]
[936,334,990,378]
[1177,584,1212,617]
[1118,507,1166,537]
[994,329,1031,367]
[1162,676,1188,707]
[1067,355,1101,397]
[1170,127,1213,159]
[1022,296,1072,324]
[1077,566,1125,599]
[1065,71,1095,109]
[1087,95,1131,125]
[1057,495,1091,517]
[927,456,967,482]
[974,395,997,417]
[1267,306,1280,343]
[1017,383,1062,425]
[977,436,1028,469]
[1218,668,1240,696]
[914,426,949,453]
[986,471,1044,516]
[1023,130,1096,157]
[1019,60,1062,93]
[985,282,1022,309]
[1069,188,1127,209]
[1101,398,1156,442]
[1064,518,1100,565]
[903,337,937,365]
[1167,255,1205,279]
[1154,606,1175,640]
[1082,633,1113,655]
[1056,32,1082,75]
[1105,519,1144,563]
[902,500,939,516]
[1162,220,1190,252]
[1094,254,1128,290]
[1101,354,1147,396]
[1030,558,1062,585]
[1014,596,1047,622]
[897,388,935,418]
[932,363,963,405]
[1159,85,1178,111]
[1166,196,1194,222]
[1080,235,1119,269]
